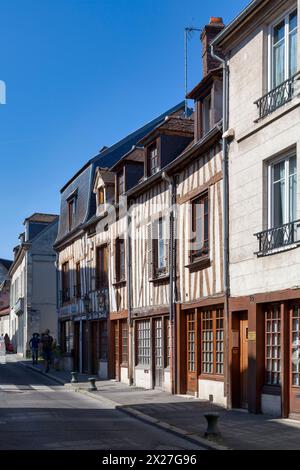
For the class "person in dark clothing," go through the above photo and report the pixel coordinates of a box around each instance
[41,329,53,373]
[29,333,40,365]
[4,334,9,352]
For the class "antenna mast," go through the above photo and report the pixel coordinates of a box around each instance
[184,26,201,117]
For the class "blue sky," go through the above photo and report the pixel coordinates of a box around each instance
[0,0,249,259]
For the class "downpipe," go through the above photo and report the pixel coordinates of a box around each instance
[162,171,177,395]
[211,44,231,406]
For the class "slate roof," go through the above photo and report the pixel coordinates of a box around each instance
[23,213,58,225]
[0,259,13,271]
[55,102,185,246]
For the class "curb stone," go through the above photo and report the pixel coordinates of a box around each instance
[20,361,229,451]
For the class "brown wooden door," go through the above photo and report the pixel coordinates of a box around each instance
[186,312,197,394]
[240,315,248,409]
[154,318,163,389]
[231,312,248,409]
[114,321,120,381]
[290,306,300,415]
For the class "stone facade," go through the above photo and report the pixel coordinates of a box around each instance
[9,214,58,356]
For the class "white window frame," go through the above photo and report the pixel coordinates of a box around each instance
[268,151,297,229]
[157,217,167,270]
[268,6,298,91]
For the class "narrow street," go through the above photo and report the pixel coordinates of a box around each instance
[0,358,202,450]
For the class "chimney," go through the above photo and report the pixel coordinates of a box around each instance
[201,17,225,77]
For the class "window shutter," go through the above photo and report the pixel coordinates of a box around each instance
[147,223,153,280]
[113,239,117,283]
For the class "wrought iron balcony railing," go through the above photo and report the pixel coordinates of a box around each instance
[254,220,300,257]
[254,74,298,121]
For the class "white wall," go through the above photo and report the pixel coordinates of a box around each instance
[198,379,227,407]
[227,0,300,297]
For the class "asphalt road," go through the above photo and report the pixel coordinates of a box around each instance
[0,358,202,450]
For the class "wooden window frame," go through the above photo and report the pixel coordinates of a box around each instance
[265,304,281,386]
[121,320,128,366]
[200,308,224,377]
[190,191,210,265]
[98,187,105,206]
[136,319,151,366]
[96,245,109,290]
[68,198,76,232]
[164,317,171,369]
[152,216,169,279]
[187,312,196,373]
[75,261,81,299]
[61,261,70,304]
[115,237,126,283]
[116,170,125,203]
[201,93,212,136]
[148,142,160,176]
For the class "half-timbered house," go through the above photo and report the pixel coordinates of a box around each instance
[54,102,186,375]
[126,115,194,391]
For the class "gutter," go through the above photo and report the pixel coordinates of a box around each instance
[211,43,231,406]
[126,203,134,385]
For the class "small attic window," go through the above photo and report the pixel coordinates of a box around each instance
[98,187,105,205]
[149,144,159,176]
[68,198,76,231]
[66,189,78,232]
[202,94,212,136]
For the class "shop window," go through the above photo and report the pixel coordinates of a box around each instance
[265,306,281,386]
[201,308,224,375]
[137,320,151,366]
[121,321,128,365]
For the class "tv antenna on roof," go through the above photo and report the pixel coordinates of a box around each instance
[184,26,201,117]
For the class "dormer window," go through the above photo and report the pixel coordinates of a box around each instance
[149,144,159,175]
[98,187,105,206]
[68,198,76,231]
[66,189,78,232]
[117,171,125,202]
[202,94,212,135]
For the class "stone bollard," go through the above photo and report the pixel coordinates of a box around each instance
[71,371,78,383]
[88,377,97,391]
[204,412,220,438]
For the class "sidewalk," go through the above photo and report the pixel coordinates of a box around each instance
[20,358,300,450]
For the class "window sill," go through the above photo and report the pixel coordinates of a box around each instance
[149,274,170,284]
[185,256,211,272]
[135,364,151,371]
[199,374,224,382]
[112,280,126,287]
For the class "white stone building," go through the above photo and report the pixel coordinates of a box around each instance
[212,0,300,417]
[9,213,59,356]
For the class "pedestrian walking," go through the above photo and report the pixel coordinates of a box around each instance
[4,333,10,352]
[41,329,53,373]
[29,333,40,365]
